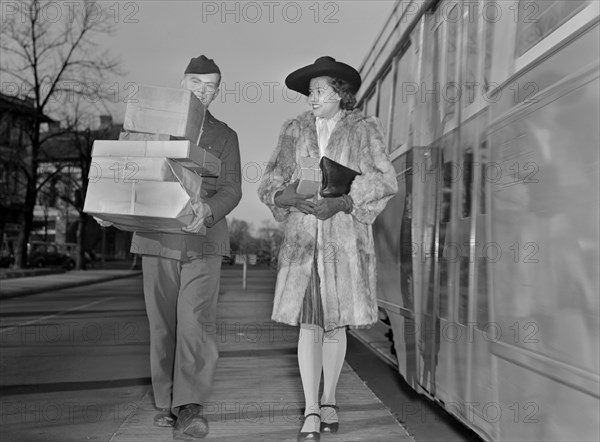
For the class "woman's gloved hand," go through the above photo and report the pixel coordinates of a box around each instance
[313,197,345,220]
[274,180,316,215]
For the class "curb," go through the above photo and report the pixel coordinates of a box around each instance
[0,268,67,280]
[0,271,143,300]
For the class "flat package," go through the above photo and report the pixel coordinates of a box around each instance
[92,140,220,177]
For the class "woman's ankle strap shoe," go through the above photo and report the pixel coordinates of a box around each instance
[298,413,320,442]
[320,405,339,434]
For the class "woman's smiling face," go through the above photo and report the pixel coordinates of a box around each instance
[308,77,341,119]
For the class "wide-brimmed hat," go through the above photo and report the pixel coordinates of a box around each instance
[285,56,361,96]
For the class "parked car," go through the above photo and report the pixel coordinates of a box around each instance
[0,251,14,268]
[27,242,75,270]
[1,238,14,268]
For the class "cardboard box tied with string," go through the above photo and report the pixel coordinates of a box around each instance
[83,85,221,234]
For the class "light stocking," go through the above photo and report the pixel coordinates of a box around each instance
[297,323,324,432]
[320,326,347,423]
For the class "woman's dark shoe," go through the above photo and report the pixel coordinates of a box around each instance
[173,404,209,440]
[320,404,339,433]
[297,412,321,442]
[153,408,176,427]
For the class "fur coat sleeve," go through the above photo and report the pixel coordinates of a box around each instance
[347,116,398,224]
[257,118,301,222]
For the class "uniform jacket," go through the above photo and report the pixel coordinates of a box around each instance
[258,109,398,329]
[131,111,242,260]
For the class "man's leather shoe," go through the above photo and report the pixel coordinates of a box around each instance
[153,408,176,427]
[173,404,208,440]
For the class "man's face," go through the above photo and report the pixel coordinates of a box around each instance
[182,73,220,107]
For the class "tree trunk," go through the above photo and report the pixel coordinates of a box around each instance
[16,178,38,268]
[76,213,88,270]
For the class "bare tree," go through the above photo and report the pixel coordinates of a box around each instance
[256,219,283,266]
[1,0,120,267]
[228,218,255,255]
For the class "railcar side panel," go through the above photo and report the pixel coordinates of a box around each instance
[360,1,600,441]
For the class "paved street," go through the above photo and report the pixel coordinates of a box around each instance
[1,274,150,442]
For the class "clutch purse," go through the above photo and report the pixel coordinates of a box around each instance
[319,156,361,198]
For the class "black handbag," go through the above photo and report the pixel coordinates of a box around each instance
[319,156,361,198]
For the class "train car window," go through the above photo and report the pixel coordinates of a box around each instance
[516,0,589,57]
[458,256,469,324]
[477,138,489,329]
[441,161,453,223]
[483,6,495,92]
[364,89,377,119]
[480,141,488,215]
[476,257,489,330]
[439,242,450,320]
[391,46,412,152]
[439,148,453,321]
[378,66,393,138]
[399,151,414,312]
[433,24,443,112]
[445,5,459,120]
[464,1,479,107]
[461,149,474,218]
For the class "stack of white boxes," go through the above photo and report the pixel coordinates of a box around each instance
[83,84,221,234]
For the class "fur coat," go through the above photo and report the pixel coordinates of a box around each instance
[257,109,398,330]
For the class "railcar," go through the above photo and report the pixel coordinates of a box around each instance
[358,1,599,440]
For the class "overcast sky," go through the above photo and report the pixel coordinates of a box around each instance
[97,0,395,230]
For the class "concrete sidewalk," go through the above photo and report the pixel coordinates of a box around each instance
[0,269,143,299]
[109,266,414,442]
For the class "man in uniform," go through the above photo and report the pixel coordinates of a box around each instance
[125,55,241,440]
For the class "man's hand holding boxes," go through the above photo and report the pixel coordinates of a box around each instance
[83,84,221,235]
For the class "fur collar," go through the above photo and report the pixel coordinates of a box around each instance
[295,109,367,159]
[296,109,366,129]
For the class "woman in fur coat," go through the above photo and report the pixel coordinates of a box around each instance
[257,56,398,441]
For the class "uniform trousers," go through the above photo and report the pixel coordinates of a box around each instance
[142,254,222,414]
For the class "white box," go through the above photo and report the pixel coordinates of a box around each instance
[123,84,205,142]
[296,156,321,195]
[92,140,220,177]
[84,161,206,235]
[89,157,180,182]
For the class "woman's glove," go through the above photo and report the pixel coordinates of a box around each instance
[93,217,113,228]
[313,195,353,220]
[313,198,345,220]
[274,180,316,215]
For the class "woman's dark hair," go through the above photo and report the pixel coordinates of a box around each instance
[329,77,357,110]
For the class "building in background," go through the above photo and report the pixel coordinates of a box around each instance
[1,101,132,266]
[37,114,133,261]
[0,93,53,266]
